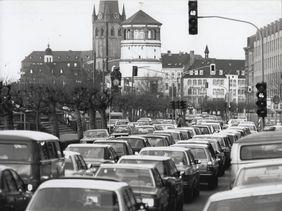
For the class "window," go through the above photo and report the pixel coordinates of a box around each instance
[241,70,245,76]
[210,64,216,75]
[193,79,197,85]
[74,63,77,67]
[111,27,115,36]
[101,28,104,36]
[60,69,63,74]
[148,30,152,39]
[189,70,193,75]
[67,63,70,67]
[95,28,99,36]
[165,83,169,90]
[200,70,203,75]
[195,70,198,75]
[118,28,121,36]
[188,79,192,85]
[30,69,33,74]
[198,79,202,85]
[219,70,223,75]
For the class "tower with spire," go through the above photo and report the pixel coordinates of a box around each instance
[204,45,209,59]
[92,0,126,72]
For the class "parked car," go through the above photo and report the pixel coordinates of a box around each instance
[230,131,282,183]
[64,151,89,176]
[80,129,110,143]
[118,155,184,210]
[0,130,64,192]
[94,140,134,158]
[116,135,151,154]
[203,183,282,211]
[232,161,282,189]
[26,177,147,211]
[96,163,170,211]
[173,143,219,189]
[139,146,200,200]
[65,144,119,173]
[0,165,32,211]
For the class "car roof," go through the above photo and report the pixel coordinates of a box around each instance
[118,136,145,140]
[95,140,128,144]
[140,146,188,152]
[236,131,282,143]
[100,163,156,169]
[67,144,110,148]
[177,140,210,144]
[38,178,128,191]
[119,155,171,161]
[174,143,208,148]
[208,183,282,202]
[0,130,59,141]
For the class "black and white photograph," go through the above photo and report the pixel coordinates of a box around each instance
[1,0,282,210]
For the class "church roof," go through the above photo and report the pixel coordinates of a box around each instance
[122,10,162,25]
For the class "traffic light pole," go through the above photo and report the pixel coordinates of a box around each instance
[198,15,265,128]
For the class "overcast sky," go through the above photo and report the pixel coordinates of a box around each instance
[0,0,281,81]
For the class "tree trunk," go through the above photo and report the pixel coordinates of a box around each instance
[50,101,59,137]
[99,108,107,129]
[75,107,83,140]
[89,103,97,129]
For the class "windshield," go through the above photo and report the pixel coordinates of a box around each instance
[84,130,108,138]
[28,188,119,211]
[96,168,155,188]
[122,138,145,149]
[190,148,207,160]
[120,159,164,176]
[140,150,188,165]
[207,193,282,211]
[146,137,165,147]
[0,143,30,161]
[98,143,126,156]
[67,147,105,159]
[235,165,282,186]
[240,143,282,160]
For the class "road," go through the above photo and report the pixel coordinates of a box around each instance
[184,169,231,211]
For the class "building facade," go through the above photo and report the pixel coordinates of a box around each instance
[183,53,245,109]
[245,18,282,106]
[119,10,163,94]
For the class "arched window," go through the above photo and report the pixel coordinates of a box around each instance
[134,30,139,39]
[95,28,99,37]
[134,29,145,40]
[126,29,131,40]
[148,30,152,39]
[101,28,104,36]
[110,27,115,36]
[123,29,127,40]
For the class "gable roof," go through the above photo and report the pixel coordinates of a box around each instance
[122,10,162,25]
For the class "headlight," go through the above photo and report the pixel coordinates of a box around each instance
[142,198,154,207]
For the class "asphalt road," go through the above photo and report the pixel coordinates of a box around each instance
[184,169,231,211]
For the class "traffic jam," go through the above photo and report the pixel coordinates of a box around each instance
[1,116,282,211]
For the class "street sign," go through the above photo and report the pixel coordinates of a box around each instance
[272,95,280,104]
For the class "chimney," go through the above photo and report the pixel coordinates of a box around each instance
[189,50,195,66]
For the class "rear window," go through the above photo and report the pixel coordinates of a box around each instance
[67,147,105,159]
[240,143,282,160]
[0,143,29,161]
[146,137,165,147]
[190,148,207,160]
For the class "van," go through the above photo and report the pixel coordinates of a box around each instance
[230,131,282,183]
[0,130,64,191]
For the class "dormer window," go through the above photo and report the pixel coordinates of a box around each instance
[210,64,216,75]
[189,70,193,75]
[195,70,198,75]
[219,70,223,75]
[200,70,203,75]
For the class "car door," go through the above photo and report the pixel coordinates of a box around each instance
[10,169,31,210]
[2,169,23,211]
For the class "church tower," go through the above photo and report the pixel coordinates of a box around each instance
[92,0,126,72]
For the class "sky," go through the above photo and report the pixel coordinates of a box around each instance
[0,0,281,81]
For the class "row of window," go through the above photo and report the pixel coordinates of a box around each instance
[95,27,122,37]
[30,55,82,60]
[29,69,79,76]
[187,79,207,86]
[124,29,159,40]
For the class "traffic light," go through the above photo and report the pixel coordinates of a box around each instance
[256,82,267,118]
[132,66,138,76]
[170,101,175,110]
[180,100,187,110]
[188,0,198,35]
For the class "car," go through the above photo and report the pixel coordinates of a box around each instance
[96,163,170,211]
[203,183,282,211]
[0,165,32,211]
[0,130,64,192]
[80,129,110,143]
[192,125,212,134]
[150,132,176,145]
[111,125,133,137]
[118,155,184,210]
[232,161,282,189]
[173,143,219,189]
[230,131,282,182]
[133,125,156,134]
[116,135,151,154]
[139,146,200,200]
[65,144,119,173]
[93,140,134,158]
[64,151,89,176]
[176,139,225,176]
[153,123,176,130]
[25,177,147,211]
[153,130,182,142]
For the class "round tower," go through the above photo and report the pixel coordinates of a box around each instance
[119,10,163,94]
